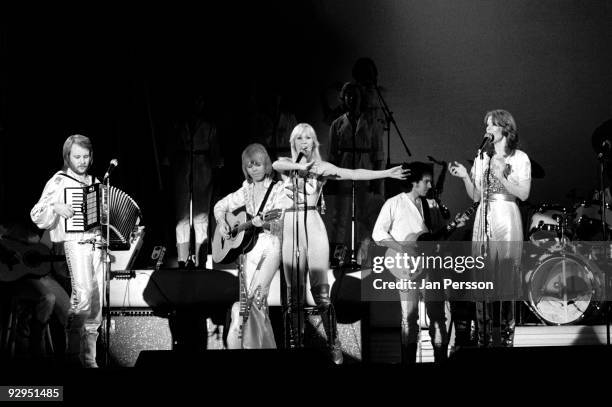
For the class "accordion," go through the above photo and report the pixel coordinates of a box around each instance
[64,184,142,250]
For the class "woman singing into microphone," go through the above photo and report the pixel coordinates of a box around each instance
[272,123,408,363]
[449,109,531,347]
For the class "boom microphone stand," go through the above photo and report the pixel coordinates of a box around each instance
[374,84,412,163]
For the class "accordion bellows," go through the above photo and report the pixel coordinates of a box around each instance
[64,184,141,250]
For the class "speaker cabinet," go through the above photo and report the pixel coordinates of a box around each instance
[107,310,224,367]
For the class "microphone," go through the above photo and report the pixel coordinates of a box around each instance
[478,133,493,151]
[293,151,308,179]
[103,159,119,180]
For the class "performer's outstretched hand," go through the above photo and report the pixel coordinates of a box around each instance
[386,165,410,180]
[449,161,468,178]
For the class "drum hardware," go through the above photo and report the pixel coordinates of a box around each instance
[592,119,612,344]
[573,200,612,242]
[528,204,573,249]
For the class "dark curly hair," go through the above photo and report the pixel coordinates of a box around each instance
[405,162,433,192]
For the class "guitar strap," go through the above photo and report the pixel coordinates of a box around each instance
[420,197,433,231]
[256,181,276,215]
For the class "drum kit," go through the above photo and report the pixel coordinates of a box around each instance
[525,201,609,325]
[523,121,612,326]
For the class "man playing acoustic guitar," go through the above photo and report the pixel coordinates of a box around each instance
[0,219,69,362]
[213,144,286,349]
[372,162,468,364]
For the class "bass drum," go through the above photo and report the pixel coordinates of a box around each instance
[526,253,602,325]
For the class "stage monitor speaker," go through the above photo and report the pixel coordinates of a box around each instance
[107,310,224,367]
[135,348,332,369]
[303,312,362,363]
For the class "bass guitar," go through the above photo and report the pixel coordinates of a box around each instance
[226,265,248,349]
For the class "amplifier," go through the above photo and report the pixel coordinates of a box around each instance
[106,309,224,367]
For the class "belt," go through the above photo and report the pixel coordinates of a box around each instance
[486,193,516,202]
[285,206,318,212]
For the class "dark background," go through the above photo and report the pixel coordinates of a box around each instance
[1,1,611,246]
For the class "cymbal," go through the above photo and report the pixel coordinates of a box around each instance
[467,157,545,178]
[591,119,612,156]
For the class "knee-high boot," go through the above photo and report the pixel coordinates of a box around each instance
[433,343,449,364]
[475,302,492,347]
[311,284,343,365]
[284,281,305,349]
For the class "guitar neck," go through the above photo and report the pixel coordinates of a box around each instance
[234,221,253,234]
[427,202,480,241]
[231,220,275,235]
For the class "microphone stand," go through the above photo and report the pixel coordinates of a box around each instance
[597,150,610,345]
[289,162,304,349]
[476,149,490,347]
[598,152,609,242]
[344,113,360,271]
[102,174,112,367]
[374,84,411,160]
[186,121,197,268]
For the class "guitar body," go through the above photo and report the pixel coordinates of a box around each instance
[0,238,58,282]
[212,208,282,265]
[384,202,480,281]
[212,208,257,264]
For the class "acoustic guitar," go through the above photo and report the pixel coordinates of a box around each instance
[212,208,282,264]
[0,237,65,282]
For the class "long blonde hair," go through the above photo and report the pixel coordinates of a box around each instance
[289,123,322,162]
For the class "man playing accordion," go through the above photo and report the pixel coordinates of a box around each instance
[31,134,103,368]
